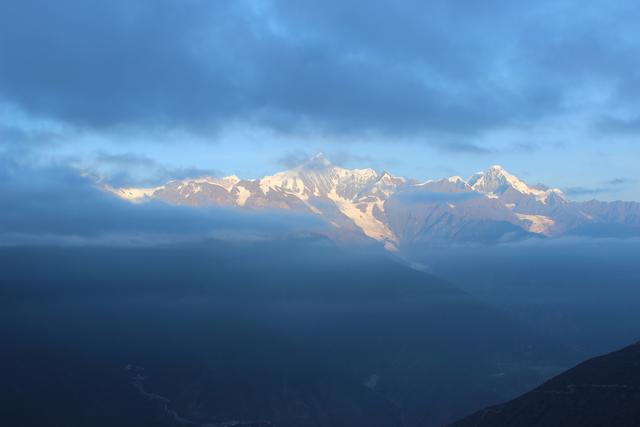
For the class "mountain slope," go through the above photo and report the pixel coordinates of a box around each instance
[106,154,640,248]
[0,240,577,427]
[449,341,640,427]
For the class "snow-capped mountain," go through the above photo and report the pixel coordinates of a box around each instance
[107,154,640,249]
[468,165,566,204]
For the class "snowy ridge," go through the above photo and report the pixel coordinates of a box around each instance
[105,155,638,248]
[107,185,164,202]
[468,165,566,203]
[515,213,556,235]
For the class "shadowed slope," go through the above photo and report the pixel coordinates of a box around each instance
[450,342,640,427]
[0,239,576,427]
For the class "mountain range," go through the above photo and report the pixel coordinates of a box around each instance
[107,153,640,249]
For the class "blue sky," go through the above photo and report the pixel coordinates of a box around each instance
[1,0,639,200]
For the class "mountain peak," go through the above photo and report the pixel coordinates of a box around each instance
[379,170,393,180]
[482,165,518,181]
[447,175,466,184]
[469,164,521,186]
[468,166,566,204]
[375,171,407,189]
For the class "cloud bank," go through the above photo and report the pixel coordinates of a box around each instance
[1,0,639,145]
[0,156,327,246]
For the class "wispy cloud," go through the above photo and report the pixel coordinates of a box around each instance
[604,177,631,186]
[596,115,640,135]
[435,142,492,155]
[94,152,157,168]
[564,177,633,197]
[276,150,312,169]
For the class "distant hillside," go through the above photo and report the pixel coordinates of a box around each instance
[0,240,575,427]
[450,342,640,427]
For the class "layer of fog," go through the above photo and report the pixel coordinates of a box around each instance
[1,239,576,427]
[402,238,640,356]
[0,157,330,246]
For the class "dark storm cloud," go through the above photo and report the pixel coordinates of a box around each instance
[0,155,326,245]
[1,0,639,143]
[0,0,240,130]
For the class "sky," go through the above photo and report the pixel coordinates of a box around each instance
[1,0,639,200]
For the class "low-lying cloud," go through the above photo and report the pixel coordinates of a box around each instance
[0,156,327,246]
